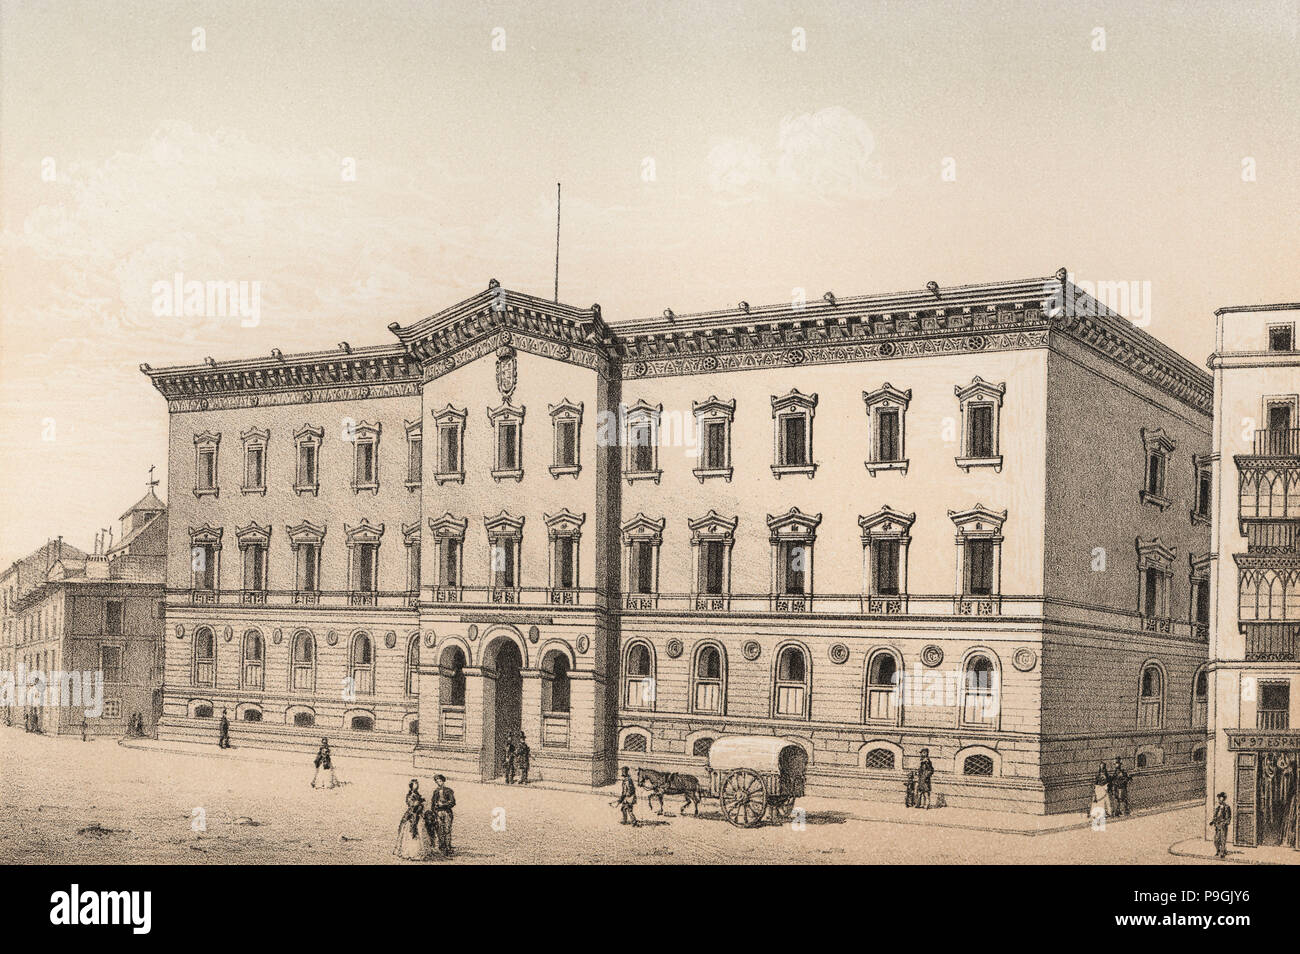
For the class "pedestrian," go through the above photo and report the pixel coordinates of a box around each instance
[80,717,88,742]
[1090,762,1111,820]
[312,737,338,789]
[503,737,516,784]
[904,771,917,808]
[617,766,639,826]
[916,748,934,809]
[1212,792,1232,859]
[1111,757,1131,816]
[430,775,456,855]
[394,779,434,860]
[218,708,231,748]
[516,730,531,785]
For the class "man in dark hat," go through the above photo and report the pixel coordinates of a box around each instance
[1212,792,1232,859]
[503,737,516,784]
[916,748,934,809]
[218,708,231,748]
[617,766,639,826]
[1110,757,1131,816]
[516,730,531,785]
[430,775,456,855]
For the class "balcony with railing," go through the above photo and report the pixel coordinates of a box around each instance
[1241,519,1299,552]
[1241,622,1298,661]
[1250,427,1300,457]
[1258,708,1290,731]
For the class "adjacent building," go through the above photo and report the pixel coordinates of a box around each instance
[1206,303,1300,851]
[143,270,1213,812]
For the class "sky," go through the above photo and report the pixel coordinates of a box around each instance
[1,0,1297,561]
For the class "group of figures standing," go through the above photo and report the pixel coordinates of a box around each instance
[1089,758,1132,819]
[503,730,531,785]
[903,749,936,809]
[395,777,457,859]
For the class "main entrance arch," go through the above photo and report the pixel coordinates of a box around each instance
[482,635,524,780]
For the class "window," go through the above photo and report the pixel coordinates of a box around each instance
[405,636,419,697]
[1136,538,1175,625]
[429,513,468,597]
[193,626,215,687]
[692,737,714,758]
[291,632,315,691]
[351,715,374,732]
[1268,324,1295,352]
[287,520,324,597]
[349,421,381,494]
[345,519,384,597]
[1190,555,1211,637]
[543,652,571,714]
[240,427,268,494]
[954,377,1006,471]
[440,646,467,709]
[692,396,735,481]
[950,506,1007,613]
[294,425,323,495]
[193,432,221,497]
[485,511,524,600]
[1192,456,1212,524]
[403,524,421,595]
[771,389,818,477]
[1138,662,1165,728]
[863,748,896,771]
[1140,427,1176,509]
[774,644,810,718]
[100,644,123,684]
[293,709,315,727]
[242,708,262,722]
[544,510,584,601]
[405,420,422,490]
[105,601,123,636]
[865,650,900,722]
[687,511,736,609]
[768,508,821,611]
[189,526,223,590]
[863,384,911,475]
[962,654,999,726]
[1258,682,1290,730]
[1192,667,1208,728]
[692,643,725,714]
[488,402,525,481]
[624,642,654,709]
[860,506,915,612]
[622,515,664,607]
[350,633,374,695]
[236,523,271,595]
[549,399,583,477]
[242,630,264,688]
[964,754,994,776]
[433,405,467,484]
[623,400,662,483]
[622,732,648,753]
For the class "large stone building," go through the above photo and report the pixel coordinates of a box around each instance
[1205,303,1299,850]
[143,270,1213,812]
[1,491,167,735]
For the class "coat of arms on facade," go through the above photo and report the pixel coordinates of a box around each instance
[496,345,517,401]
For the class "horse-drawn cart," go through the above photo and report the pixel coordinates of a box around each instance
[707,736,807,828]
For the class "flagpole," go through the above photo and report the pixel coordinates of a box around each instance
[554,182,561,303]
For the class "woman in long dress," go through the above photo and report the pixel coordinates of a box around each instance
[393,779,435,860]
[1089,763,1111,820]
[312,737,339,789]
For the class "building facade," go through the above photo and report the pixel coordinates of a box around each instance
[1,493,166,736]
[1206,303,1300,850]
[144,271,1213,811]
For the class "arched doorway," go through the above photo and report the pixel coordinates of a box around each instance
[485,637,523,779]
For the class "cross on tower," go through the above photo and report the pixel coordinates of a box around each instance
[148,465,159,492]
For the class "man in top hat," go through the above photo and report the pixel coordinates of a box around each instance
[516,730,531,785]
[1212,793,1232,859]
[916,748,935,809]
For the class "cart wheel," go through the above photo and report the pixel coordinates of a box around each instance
[770,797,795,823]
[719,769,768,828]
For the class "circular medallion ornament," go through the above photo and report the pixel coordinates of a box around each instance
[742,640,762,661]
[828,643,850,665]
[878,342,896,358]
[223,626,233,643]
[300,390,313,403]
[921,644,944,668]
[423,630,436,648]
[499,331,513,346]
[700,355,719,372]
[467,625,479,641]
[666,639,683,659]
[555,344,571,361]
[384,631,397,650]
[326,630,339,647]
[174,625,185,639]
[1013,648,1038,672]
[633,361,648,377]
[786,348,808,365]
[576,634,590,654]
[272,628,283,646]
[967,335,987,351]
[528,625,540,644]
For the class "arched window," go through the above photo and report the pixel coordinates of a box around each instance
[866,650,900,722]
[622,732,647,752]
[291,631,315,692]
[1138,663,1165,728]
[241,630,264,689]
[691,643,724,714]
[692,736,714,758]
[440,646,466,708]
[193,627,215,687]
[863,747,895,771]
[543,652,571,714]
[1192,667,1208,729]
[350,633,374,695]
[964,754,994,776]
[624,642,654,709]
[405,636,419,698]
[292,709,315,727]
[961,654,998,726]
[774,644,810,718]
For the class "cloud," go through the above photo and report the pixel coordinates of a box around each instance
[706,107,890,204]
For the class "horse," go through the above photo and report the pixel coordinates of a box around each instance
[636,767,703,816]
